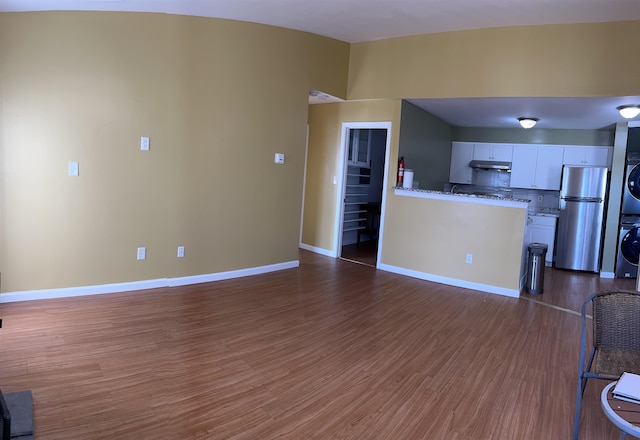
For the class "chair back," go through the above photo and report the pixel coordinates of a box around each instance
[592,291,640,351]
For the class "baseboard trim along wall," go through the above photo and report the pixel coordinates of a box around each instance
[298,243,336,258]
[0,260,300,303]
[377,263,521,298]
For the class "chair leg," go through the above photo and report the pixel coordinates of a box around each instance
[573,374,586,440]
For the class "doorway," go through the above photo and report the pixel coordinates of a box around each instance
[335,122,391,267]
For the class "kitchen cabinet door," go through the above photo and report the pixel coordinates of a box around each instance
[449,142,473,184]
[533,146,564,190]
[528,215,557,265]
[510,145,563,190]
[472,143,513,161]
[563,146,612,167]
[509,145,538,189]
[583,147,611,167]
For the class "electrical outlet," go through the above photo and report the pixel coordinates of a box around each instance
[137,247,146,260]
[141,136,150,151]
[177,246,185,258]
[537,195,543,203]
[274,153,285,164]
[466,253,473,264]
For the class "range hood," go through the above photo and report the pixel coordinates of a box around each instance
[469,160,512,171]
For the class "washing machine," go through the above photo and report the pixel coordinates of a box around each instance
[616,215,640,278]
[622,152,640,215]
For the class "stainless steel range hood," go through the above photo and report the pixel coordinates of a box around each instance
[469,160,512,171]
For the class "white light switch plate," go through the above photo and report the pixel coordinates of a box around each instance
[68,161,79,176]
[177,246,185,258]
[137,247,146,260]
[141,136,150,151]
[274,153,285,164]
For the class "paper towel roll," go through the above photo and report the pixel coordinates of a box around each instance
[403,169,414,188]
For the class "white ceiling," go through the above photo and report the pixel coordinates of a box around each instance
[3,0,640,43]
[4,0,640,130]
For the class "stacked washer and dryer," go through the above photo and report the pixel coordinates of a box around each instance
[617,152,640,278]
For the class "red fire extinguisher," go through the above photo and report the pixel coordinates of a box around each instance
[397,156,405,186]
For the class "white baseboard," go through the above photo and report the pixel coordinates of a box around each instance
[168,260,299,287]
[0,260,300,303]
[377,263,520,298]
[299,243,336,258]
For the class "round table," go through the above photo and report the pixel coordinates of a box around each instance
[601,382,640,439]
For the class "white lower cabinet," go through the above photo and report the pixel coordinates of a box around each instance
[526,215,557,266]
[510,145,563,190]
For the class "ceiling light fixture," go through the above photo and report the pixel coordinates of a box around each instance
[618,105,640,119]
[518,117,539,129]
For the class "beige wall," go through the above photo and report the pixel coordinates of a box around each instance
[302,100,402,252]
[348,21,640,100]
[0,12,349,292]
[381,195,526,290]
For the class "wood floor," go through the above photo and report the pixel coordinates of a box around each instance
[341,240,378,267]
[0,250,637,439]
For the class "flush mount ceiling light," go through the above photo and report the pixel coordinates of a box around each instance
[518,117,539,129]
[618,105,640,119]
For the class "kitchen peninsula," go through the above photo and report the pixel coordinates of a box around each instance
[378,187,530,297]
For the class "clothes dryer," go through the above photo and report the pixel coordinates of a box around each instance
[622,153,640,215]
[616,215,640,278]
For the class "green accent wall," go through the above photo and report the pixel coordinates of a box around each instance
[453,127,614,146]
[398,101,453,190]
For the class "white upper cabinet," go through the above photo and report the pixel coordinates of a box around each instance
[473,143,513,161]
[348,129,371,167]
[562,146,612,167]
[449,142,474,184]
[510,144,563,190]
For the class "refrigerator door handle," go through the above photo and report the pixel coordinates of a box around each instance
[561,197,603,203]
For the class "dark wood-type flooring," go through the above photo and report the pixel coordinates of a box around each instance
[0,250,636,439]
[341,240,377,267]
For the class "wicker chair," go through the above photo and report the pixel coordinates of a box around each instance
[573,291,640,440]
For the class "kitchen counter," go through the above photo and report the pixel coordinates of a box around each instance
[382,187,531,298]
[394,187,530,208]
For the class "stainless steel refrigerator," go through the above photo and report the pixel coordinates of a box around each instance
[555,166,609,272]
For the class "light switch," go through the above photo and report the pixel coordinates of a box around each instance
[141,136,150,151]
[68,161,79,176]
[274,153,285,164]
[137,247,146,260]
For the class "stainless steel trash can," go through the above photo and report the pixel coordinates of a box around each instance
[526,243,548,294]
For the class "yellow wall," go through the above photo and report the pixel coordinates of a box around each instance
[381,194,526,290]
[303,95,525,290]
[302,100,402,251]
[348,21,640,100]
[0,12,349,292]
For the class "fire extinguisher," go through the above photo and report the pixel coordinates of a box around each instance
[397,156,405,186]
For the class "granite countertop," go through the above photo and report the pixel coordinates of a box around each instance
[394,186,532,203]
[530,207,560,217]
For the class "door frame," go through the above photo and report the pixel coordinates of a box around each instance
[333,121,392,265]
